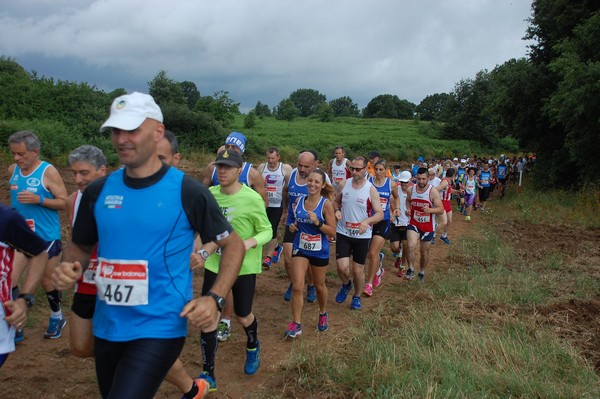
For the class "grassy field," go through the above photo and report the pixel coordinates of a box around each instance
[227,115,519,165]
[271,185,600,398]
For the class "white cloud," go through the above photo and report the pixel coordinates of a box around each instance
[0,0,532,109]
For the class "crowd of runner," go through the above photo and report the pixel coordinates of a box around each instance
[1,92,531,398]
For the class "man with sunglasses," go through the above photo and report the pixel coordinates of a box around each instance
[333,156,383,310]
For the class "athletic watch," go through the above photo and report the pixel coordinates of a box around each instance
[206,291,225,312]
[197,249,210,260]
[17,293,36,309]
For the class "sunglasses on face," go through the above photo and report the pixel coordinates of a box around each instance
[349,166,365,172]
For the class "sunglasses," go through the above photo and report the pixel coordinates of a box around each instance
[349,166,365,172]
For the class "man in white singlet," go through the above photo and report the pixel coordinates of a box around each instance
[329,145,351,190]
[257,147,292,269]
[333,156,383,311]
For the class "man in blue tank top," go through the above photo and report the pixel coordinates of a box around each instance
[52,92,245,399]
[8,130,68,341]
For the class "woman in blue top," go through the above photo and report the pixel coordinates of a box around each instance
[365,159,399,296]
[284,169,336,338]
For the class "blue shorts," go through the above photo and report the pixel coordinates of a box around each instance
[407,225,435,242]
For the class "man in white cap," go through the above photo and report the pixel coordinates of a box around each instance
[53,92,245,399]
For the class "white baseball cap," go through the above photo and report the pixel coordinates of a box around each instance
[398,171,412,182]
[100,92,163,132]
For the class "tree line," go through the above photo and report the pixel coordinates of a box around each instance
[1,0,597,187]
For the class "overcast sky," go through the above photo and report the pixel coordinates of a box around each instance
[0,0,533,112]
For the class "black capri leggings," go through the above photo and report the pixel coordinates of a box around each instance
[94,336,185,399]
[203,269,256,318]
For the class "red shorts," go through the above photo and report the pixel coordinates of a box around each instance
[442,200,453,213]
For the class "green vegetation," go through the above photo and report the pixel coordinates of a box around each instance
[230,114,513,164]
[270,187,600,398]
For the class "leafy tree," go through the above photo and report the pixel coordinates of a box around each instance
[289,88,326,117]
[363,94,415,119]
[148,70,185,106]
[161,102,226,151]
[316,103,334,122]
[416,93,451,121]
[179,81,201,110]
[253,101,271,118]
[274,98,300,121]
[195,91,240,127]
[329,96,360,117]
[443,71,498,146]
[244,110,257,129]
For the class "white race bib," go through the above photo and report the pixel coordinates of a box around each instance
[414,211,430,224]
[345,221,361,236]
[82,259,98,285]
[300,232,322,251]
[95,258,149,306]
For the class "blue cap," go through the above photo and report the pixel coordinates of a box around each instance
[225,132,246,154]
[417,156,424,162]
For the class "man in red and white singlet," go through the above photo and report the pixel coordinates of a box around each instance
[333,156,383,310]
[405,167,444,282]
[65,145,108,358]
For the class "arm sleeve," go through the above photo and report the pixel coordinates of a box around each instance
[251,195,273,247]
[181,175,234,243]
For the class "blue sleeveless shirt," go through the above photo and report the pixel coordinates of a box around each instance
[93,167,195,341]
[9,161,60,241]
[293,196,329,259]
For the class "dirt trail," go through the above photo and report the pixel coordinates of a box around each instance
[2,165,598,398]
[0,164,470,399]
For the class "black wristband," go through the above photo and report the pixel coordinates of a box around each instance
[317,220,323,228]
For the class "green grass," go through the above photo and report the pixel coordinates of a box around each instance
[268,182,600,399]
[277,302,599,398]
[229,115,505,165]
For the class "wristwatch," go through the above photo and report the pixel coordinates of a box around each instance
[17,293,36,309]
[206,291,225,312]
[197,249,210,260]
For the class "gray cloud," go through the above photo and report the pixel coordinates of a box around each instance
[0,0,532,111]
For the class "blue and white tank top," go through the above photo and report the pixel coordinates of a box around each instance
[368,176,392,221]
[293,196,329,259]
[286,169,308,226]
[9,161,60,241]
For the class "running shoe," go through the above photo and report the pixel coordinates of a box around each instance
[262,256,272,269]
[44,317,66,339]
[466,216,471,221]
[283,283,292,302]
[418,272,425,282]
[284,322,302,338]
[306,285,317,303]
[183,378,209,399]
[405,268,415,280]
[350,295,362,310]
[217,321,231,342]
[335,281,353,303]
[244,341,260,375]
[397,267,406,278]
[440,236,451,245]
[317,312,329,332]
[363,283,373,297]
[197,371,217,392]
[271,244,283,264]
[373,266,385,287]
[14,328,24,343]
[394,256,401,269]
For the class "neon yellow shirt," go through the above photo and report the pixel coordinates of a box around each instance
[206,184,271,275]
